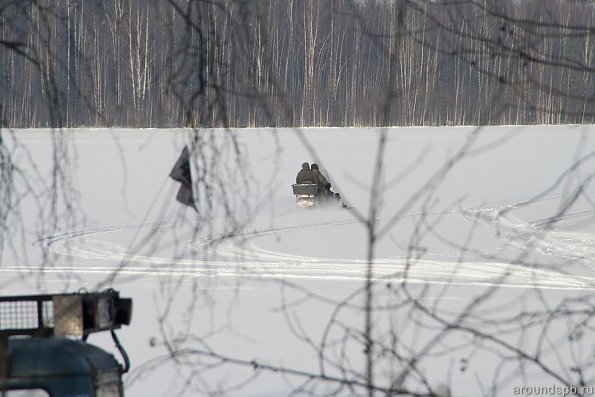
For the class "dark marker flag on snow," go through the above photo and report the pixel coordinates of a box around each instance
[169,146,197,211]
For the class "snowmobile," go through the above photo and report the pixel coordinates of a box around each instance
[292,183,318,208]
[292,184,349,209]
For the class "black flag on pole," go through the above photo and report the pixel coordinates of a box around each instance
[169,146,197,211]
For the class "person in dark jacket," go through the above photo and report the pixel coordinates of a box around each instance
[296,162,317,184]
[311,163,343,204]
[310,163,330,193]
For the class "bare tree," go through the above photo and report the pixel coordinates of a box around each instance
[127,2,595,397]
[2,1,595,397]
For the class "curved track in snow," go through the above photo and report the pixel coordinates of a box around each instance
[24,197,595,291]
[463,196,595,269]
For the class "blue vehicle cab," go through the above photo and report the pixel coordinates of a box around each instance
[0,290,132,397]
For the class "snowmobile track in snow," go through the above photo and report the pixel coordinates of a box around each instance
[27,197,595,291]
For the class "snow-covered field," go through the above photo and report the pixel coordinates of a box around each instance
[2,125,595,396]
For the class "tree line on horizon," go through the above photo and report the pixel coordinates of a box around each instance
[1,0,594,128]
